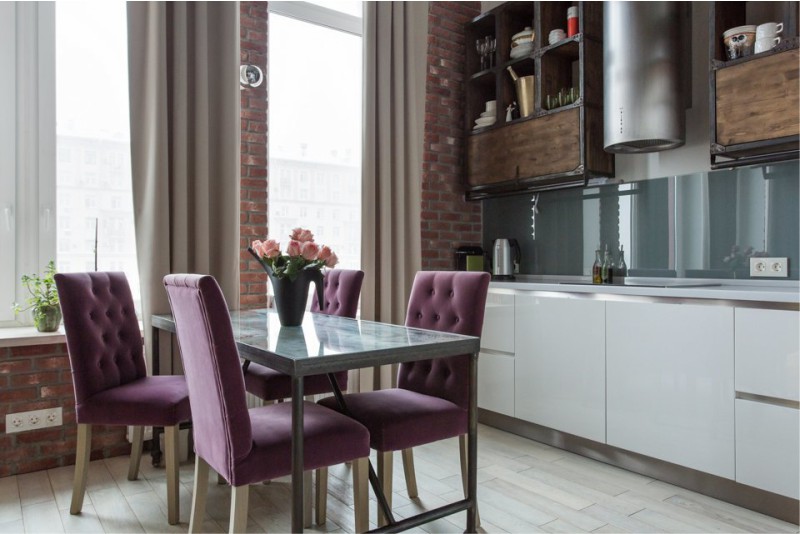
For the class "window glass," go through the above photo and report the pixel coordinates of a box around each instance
[268,11,362,270]
[56,2,141,310]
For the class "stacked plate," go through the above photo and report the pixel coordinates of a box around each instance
[474,111,495,129]
[474,102,496,130]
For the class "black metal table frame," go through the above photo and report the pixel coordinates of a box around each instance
[151,310,479,533]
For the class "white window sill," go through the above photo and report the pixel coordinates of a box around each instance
[0,326,66,348]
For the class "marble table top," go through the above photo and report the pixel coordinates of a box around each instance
[152,308,480,376]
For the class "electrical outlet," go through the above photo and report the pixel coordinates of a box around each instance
[5,407,62,434]
[750,257,789,278]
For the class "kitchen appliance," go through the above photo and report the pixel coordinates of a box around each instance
[492,238,520,279]
[455,246,484,271]
[603,2,686,153]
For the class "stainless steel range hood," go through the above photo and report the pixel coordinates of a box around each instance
[603,2,686,153]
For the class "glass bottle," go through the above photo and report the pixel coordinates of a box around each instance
[601,245,613,284]
[592,248,602,284]
[617,245,628,281]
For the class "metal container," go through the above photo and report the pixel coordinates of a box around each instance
[603,2,685,153]
[492,238,520,279]
[516,75,535,118]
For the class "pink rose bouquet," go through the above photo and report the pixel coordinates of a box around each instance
[249,227,338,281]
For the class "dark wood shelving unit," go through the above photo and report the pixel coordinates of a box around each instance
[709,1,800,169]
[464,2,613,200]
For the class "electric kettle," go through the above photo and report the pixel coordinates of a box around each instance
[492,238,521,279]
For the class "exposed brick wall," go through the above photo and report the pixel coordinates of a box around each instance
[0,343,128,477]
[421,2,482,271]
[239,1,269,309]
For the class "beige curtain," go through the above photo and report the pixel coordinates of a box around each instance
[127,2,241,373]
[358,1,428,390]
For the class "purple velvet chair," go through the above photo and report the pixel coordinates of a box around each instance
[243,269,364,401]
[55,272,191,525]
[163,274,370,533]
[317,271,490,525]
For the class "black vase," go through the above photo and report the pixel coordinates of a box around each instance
[248,247,324,327]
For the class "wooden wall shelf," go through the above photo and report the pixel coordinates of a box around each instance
[463,2,613,200]
[709,1,800,169]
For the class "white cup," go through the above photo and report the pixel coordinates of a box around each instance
[485,100,496,112]
[548,29,566,45]
[755,36,781,53]
[756,22,783,39]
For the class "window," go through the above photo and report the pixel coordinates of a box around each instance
[268,2,362,270]
[55,2,141,311]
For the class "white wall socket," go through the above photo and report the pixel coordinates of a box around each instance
[5,407,62,434]
[750,257,789,278]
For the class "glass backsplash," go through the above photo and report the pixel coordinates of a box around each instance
[482,160,799,280]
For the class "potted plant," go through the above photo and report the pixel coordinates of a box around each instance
[12,261,62,332]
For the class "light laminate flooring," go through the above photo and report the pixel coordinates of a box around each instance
[0,424,796,533]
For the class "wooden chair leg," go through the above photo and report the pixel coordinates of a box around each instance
[127,425,144,481]
[353,457,369,533]
[164,424,180,525]
[377,450,393,527]
[315,467,328,526]
[459,434,480,528]
[189,455,210,533]
[401,448,419,499]
[304,470,313,528]
[230,484,249,534]
[70,423,92,515]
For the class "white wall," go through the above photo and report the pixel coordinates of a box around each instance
[481,2,713,181]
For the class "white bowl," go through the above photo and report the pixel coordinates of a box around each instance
[485,100,497,111]
[510,44,533,59]
[480,110,494,118]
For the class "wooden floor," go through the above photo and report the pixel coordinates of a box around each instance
[0,424,797,533]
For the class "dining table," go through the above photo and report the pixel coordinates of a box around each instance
[151,307,481,533]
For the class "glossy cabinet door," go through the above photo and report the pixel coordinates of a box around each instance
[735,399,800,499]
[481,290,515,353]
[735,308,800,401]
[478,352,515,416]
[515,295,606,442]
[478,290,515,415]
[606,301,735,479]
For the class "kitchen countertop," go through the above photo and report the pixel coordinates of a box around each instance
[489,275,800,304]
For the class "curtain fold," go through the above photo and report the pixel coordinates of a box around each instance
[127,2,241,373]
[358,1,428,391]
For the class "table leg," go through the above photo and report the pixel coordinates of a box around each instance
[327,374,396,525]
[150,326,163,467]
[466,352,478,533]
[292,376,305,533]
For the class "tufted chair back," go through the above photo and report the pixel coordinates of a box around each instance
[163,274,252,481]
[310,269,365,318]
[398,271,490,409]
[55,272,147,408]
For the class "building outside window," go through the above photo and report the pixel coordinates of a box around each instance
[268,2,363,271]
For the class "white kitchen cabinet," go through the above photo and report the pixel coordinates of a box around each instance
[735,308,799,401]
[606,301,735,479]
[735,399,800,499]
[515,295,606,442]
[478,290,515,415]
[481,290,515,353]
[478,351,515,416]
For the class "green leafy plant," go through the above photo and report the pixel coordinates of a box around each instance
[12,261,60,326]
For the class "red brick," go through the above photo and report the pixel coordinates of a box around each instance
[9,344,60,357]
[16,457,61,475]
[0,360,33,374]
[0,388,37,403]
[11,371,60,387]
[34,356,70,370]
[40,384,74,398]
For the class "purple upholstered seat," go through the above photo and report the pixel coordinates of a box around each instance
[163,274,370,532]
[317,271,489,523]
[244,269,364,401]
[55,272,191,524]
